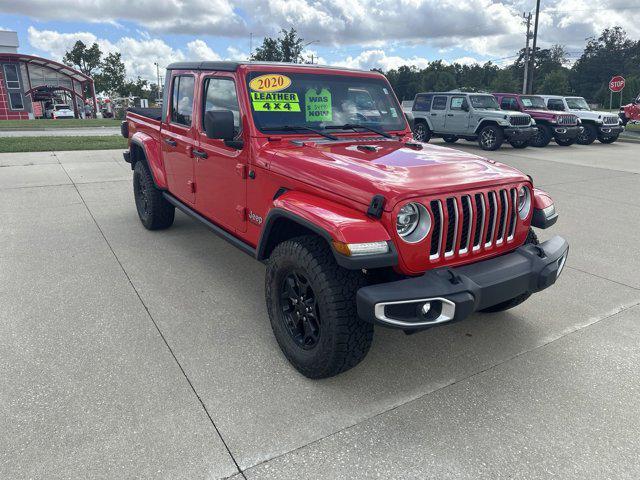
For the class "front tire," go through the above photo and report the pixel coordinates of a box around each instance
[598,134,619,144]
[577,124,597,145]
[480,229,539,313]
[265,236,373,379]
[133,161,175,230]
[530,125,552,147]
[478,125,504,151]
[555,137,576,146]
[412,121,432,143]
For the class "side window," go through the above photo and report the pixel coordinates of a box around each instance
[170,75,195,126]
[500,97,518,111]
[413,94,432,111]
[432,96,447,110]
[3,64,20,89]
[9,92,24,110]
[202,77,241,134]
[547,99,565,111]
[450,96,465,110]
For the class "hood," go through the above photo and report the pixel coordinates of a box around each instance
[523,108,555,117]
[261,138,528,210]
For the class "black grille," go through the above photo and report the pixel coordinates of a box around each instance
[485,192,496,244]
[496,190,507,240]
[460,196,471,251]
[509,115,530,126]
[445,198,456,253]
[429,200,441,256]
[473,194,483,247]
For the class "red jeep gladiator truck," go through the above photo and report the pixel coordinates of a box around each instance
[121,62,568,378]
[493,93,581,147]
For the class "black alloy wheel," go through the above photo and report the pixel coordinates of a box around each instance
[280,271,321,349]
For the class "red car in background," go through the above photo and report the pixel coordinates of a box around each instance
[493,93,581,147]
[620,93,640,125]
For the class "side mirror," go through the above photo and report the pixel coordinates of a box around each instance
[461,102,469,112]
[204,109,243,149]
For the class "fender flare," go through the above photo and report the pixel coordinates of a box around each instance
[413,115,433,131]
[531,188,558,229]
[256,191,398,270]
[474,119,500,134]
[130,131,168,189]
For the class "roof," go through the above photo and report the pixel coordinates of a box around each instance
[165,61,370,74]
[0,53,92,82]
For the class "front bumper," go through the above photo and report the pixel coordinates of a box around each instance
[357,236,569,330]
[553,125,581,140]
[504,126,537,141]
[598,125,624,137]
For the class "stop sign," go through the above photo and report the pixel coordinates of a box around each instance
[609,76,625,92]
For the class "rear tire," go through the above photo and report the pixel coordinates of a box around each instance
[577,124,598,145]
[530,125,552,147]
[413,121,432,143]
[480,229,539,313]
[133,161,175,230]
[478,125,504,151]
[443,135,458,144]
[265,236,373,379]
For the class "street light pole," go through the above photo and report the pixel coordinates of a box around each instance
[154,62,161,100]
[528,0,541,94]
[522,12,532,94]
[303,40,319,64]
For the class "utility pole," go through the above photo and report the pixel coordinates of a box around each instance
[249,33,253,61]
[527,0,541,94]
[522,12,532,94]
[153,62,161,101]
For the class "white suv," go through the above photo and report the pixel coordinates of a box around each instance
[540,95,623,144]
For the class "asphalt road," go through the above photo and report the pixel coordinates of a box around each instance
[1,140,639,479]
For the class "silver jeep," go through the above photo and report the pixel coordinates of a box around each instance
[405,92,537,150]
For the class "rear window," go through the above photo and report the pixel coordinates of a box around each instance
[55,105,70,111]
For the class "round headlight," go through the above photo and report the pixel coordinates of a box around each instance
[396,202,431,243]
[517,186,531,219]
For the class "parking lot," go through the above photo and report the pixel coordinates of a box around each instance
[1,139,640,479]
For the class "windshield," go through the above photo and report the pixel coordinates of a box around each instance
[566,97,590,110]
[520,96,546,109]
[246,71,406,134]
[469,95,499,110]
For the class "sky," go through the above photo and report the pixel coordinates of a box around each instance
[0,0,638,83]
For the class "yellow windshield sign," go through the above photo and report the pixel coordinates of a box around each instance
[251,92,301,112]
[249,74,292,93]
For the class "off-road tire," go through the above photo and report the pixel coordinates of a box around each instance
[265,236,373,378]
[478,125,504,151]
[133,161,175,230]
[555,137,576,146]
[443,135,459,144]
[413,121,432,143]
[530,125,552,147]
[509,139,528,149]
[598,134,619,144]
[480,229,539,313]
[577,124,598,145]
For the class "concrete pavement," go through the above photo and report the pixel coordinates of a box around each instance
[1,140,639,479]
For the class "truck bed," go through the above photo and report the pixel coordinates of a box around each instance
[127,107,162,121]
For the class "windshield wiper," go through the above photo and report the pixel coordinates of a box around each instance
[262,125,338,141]
[325,123,392,138]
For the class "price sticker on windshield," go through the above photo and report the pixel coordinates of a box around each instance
[305,88,332,122]
[251,91,301,112]
[249,74,292,92]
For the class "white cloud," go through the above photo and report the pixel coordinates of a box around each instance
[334,49,430,70]
[186,40,221,61]
[452,56,480,66]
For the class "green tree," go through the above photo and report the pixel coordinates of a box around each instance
[95,52,126,95]
[251,28,306,63]
[538,69,571,95]
[63,40,102,77]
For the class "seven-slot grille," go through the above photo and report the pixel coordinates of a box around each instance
[428,188,519,260]
[509,115,530,126]
[603,115,619,125]
[557,114,577,125]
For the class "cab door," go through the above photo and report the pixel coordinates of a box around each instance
[194,74,248,232]
[162,73,197,205]
[429,95,448,132]
[444,96,469,133]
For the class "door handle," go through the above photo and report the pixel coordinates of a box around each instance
[447,114,454,117]
[164,138,177,147]
[430,113,437,116]
[193,149,208,159]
